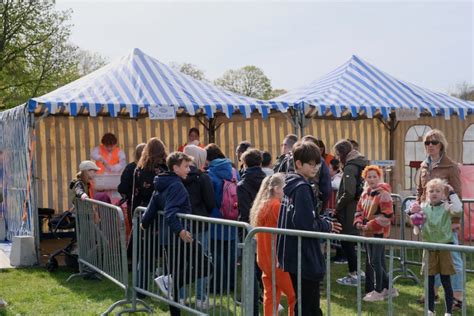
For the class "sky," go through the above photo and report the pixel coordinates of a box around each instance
[57,0,473,94]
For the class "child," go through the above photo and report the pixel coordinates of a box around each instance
[410,178,462,316]
[69,160,100,201]
[277,141,341,316]
[353,165,396,302]
[142,152,208,316]
[250,173,295,316]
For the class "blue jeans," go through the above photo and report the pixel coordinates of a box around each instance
[179,231,210,300]
[434,232,463,292]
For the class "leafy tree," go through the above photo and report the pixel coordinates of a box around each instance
[452,81,474,101]
[0,1,105,109]
[76,49,107,77]
[170,62,206,81]
[214,65,272,99]
[268,88,288,99]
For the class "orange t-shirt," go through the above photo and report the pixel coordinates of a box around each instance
[256,198,281,274]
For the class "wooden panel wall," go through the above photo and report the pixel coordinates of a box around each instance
[35,113,396,212]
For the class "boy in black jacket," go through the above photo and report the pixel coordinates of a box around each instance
[277,141,341,316]
[142,152,208,315]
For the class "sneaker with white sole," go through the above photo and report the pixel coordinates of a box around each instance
[196,298,210,310]
[155,275,173,298]
[277,303,284,314]
[363,290,385,302]
[336,274,360,287]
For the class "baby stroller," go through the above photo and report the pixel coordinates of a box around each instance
[45,211,78,272]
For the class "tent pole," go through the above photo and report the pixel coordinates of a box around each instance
[208,117,216,144]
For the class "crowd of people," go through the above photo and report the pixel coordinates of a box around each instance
[68,127,463,316]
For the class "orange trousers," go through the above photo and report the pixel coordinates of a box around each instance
[261,268,295,316]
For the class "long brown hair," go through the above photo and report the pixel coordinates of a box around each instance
[137,137,167,171]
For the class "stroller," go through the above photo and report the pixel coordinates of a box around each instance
[45,210,78,272]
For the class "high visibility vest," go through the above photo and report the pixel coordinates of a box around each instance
[96,145,121,174]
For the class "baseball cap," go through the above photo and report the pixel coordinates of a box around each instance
[79,160,100,171]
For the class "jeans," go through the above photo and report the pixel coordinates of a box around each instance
[365,239,389,293]
[340,241,358,273]
[434,232,463,292]
[290,273,322,316]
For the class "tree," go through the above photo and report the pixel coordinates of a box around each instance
[76,49,107,77]
[170,62,206,81]
[268,88,288,99]
[0,1,104,109]
[452,81,474,101]
[214,65,272,99]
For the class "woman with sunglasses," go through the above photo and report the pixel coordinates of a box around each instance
[416,129,463,311]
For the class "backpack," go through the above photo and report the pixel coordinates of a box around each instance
[219,169,239,220]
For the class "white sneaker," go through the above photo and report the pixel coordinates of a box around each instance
[363,290,385,302]
[196,298,210,310]
[428,311,435,316]
[444,314,452,316]
[278,303,284,314]
[155,275,173,299]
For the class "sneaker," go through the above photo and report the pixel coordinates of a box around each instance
[452,298,462,311]
[363,290,385,302]
[428,311,435,316]
[444,314,452,316]
[0,299,7,308]
[336,274,360,287]
[278,303,284,314]
[382,288,399,298]
[155,275,173,298]
[196,298,209,310]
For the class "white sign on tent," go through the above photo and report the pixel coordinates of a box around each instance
[148,105,176,120]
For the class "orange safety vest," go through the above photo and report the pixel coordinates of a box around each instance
[96,145,121,174]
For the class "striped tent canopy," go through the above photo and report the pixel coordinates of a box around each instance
[28,48,290,119]
[272,55,474,120]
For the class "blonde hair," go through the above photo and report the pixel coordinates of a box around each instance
[424,129,448,154]
[249,173,285,227]
[426,178,449,200]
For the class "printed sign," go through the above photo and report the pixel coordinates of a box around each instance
[148,105,176,120]
[395,108,420,121]
[370,160,396,167]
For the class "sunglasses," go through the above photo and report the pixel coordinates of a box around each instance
[424,140,440,146]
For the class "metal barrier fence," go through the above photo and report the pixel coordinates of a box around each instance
[132,207,252,315]
[242,227,473,316]
[69,198,150,315]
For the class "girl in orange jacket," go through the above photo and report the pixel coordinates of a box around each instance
[353,165,395,302]
[250,173,295,316]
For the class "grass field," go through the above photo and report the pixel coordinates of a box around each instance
[0,264,472,315]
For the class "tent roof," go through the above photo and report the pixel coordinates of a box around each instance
[272,55,474,120]
[28,48,290,119]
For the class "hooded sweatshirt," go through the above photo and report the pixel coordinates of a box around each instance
[237,166,267,224]
[335,150,369,235]
[277,173,332,281]
[141,172,191,243]
[353,183,393,238]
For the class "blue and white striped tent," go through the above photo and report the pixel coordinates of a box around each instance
[28,48,290,119]
[272,55,474,120]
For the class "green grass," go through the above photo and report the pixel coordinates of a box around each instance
[0,264,473,315]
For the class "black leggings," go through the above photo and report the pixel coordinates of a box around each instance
[290,273,322,316]
[340,241,358,273]
[429,274,453,313]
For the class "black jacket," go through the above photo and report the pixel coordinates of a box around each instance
[132,164,168,212]
[237,166,266,224]
[183,165,216,220]
[117,162,137,210]
[277,173,332,281]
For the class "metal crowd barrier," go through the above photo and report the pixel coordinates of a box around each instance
[68,198,150,315]
[242,227,473,316]
[132,207,252,315]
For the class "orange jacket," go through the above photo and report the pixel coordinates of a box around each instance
[256,198,281,274]
[96,145,121,174]
[177,142,205,152]
[353,183,393,238]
